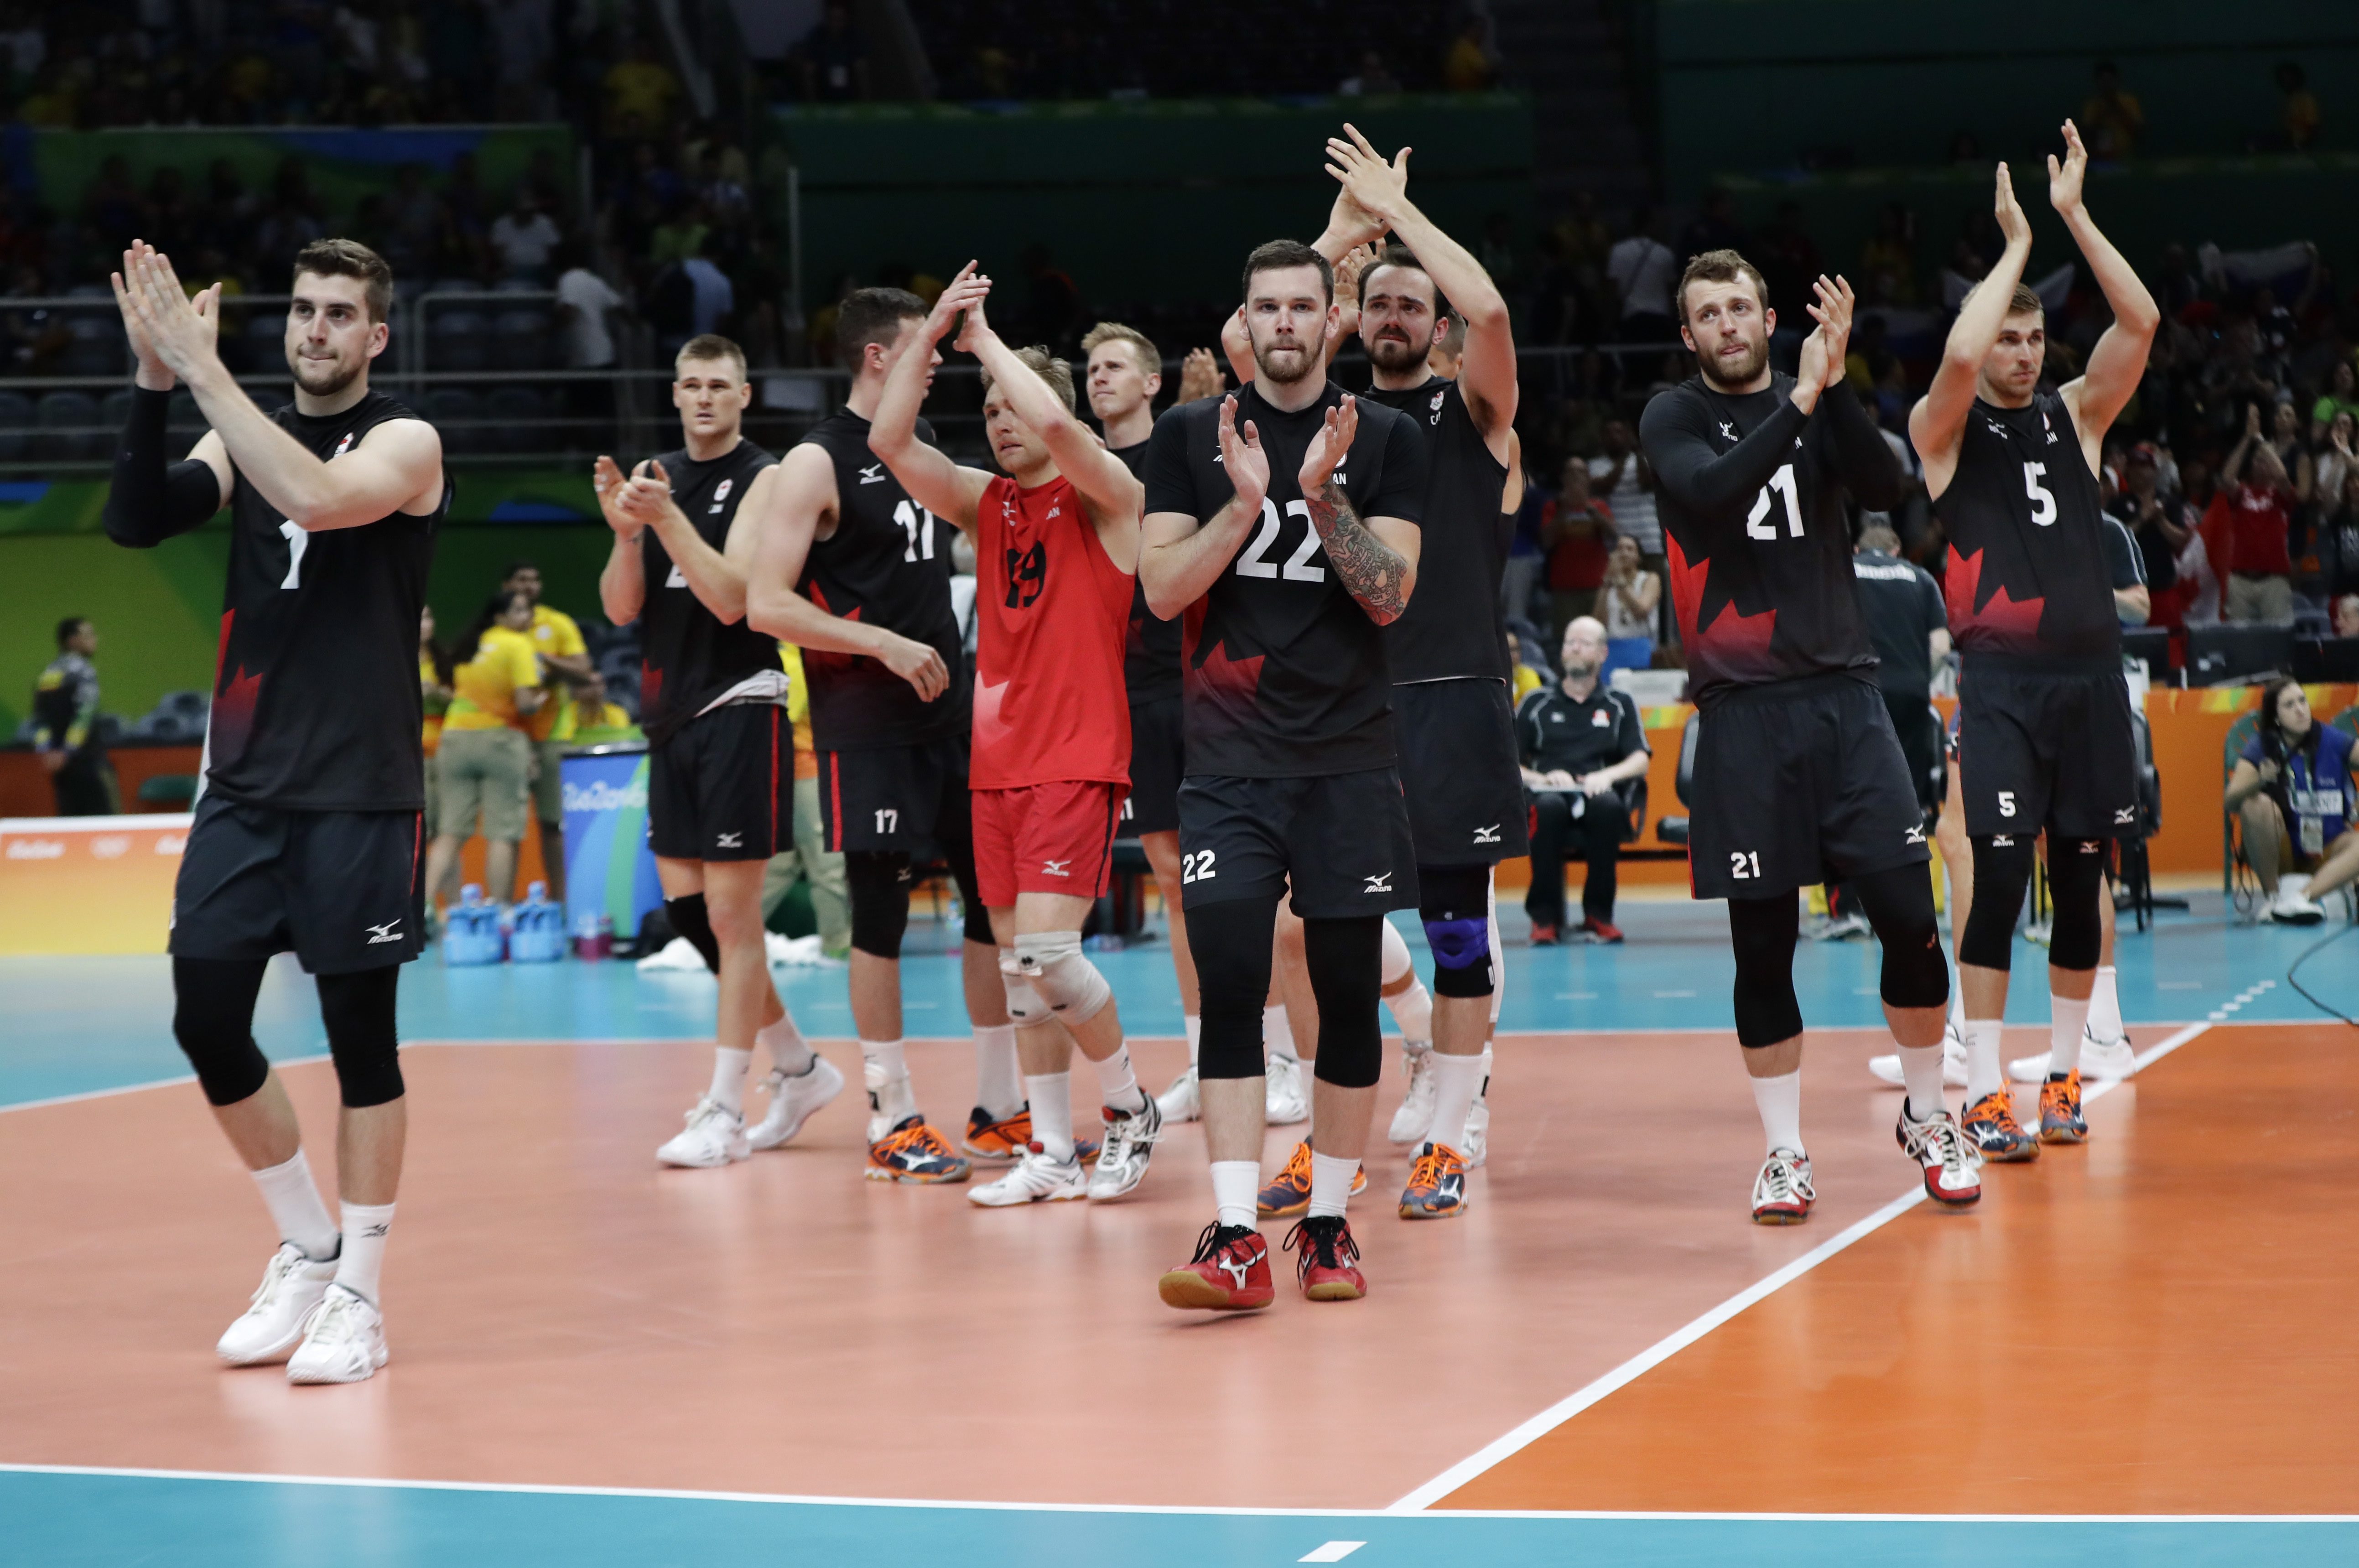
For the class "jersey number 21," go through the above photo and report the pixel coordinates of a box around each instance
[1746,464,1802,541]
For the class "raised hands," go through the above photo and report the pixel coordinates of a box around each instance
[591,454,636,535]
[1792,274,1856,410]
[2048,118,2089,216]
[1217,395,1271,513]
[938,265,996,355]
[1299,394,1358,494]
[112,242,221,389]
[925,260,989,346]
[1994,161,2031,250]
[1176,347,1227,403]
[1324,123,1412,230]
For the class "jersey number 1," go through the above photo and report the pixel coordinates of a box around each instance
[278,520,309,589]
[1746,464,1802,541]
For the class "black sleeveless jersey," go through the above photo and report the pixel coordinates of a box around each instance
[208,389,444,810]
[1141,380,1428,778]
[1361,377,1510,683]
[794,409,966,750]
[1112,438,1182,704]
[638,439,782,749]
[1639,376,1903,709]
[1935,392,2120,663]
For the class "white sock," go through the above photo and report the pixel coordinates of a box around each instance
[1211,1160,1259,1230]
[2049,993,2091,1079]
[2087,965,2122,1045]
[1947,970,1966,1032]
[756,1014,814,1077]
[1307,1151,1359,1219]
[862,1039,915,1125]
[1093,1044,1147,1114]
[974,1023,1022,1117]
[1264,1004,1296,1063]
[249,1149,339,1262]
[1427,1051,1485,1156]
[707,1046,753,1115]
[1964,1019,2003,1103]
[1749,1070,1803,1154]
[1386,975,1434,1049]
[1184,1013,1201,1068]
[334,1201,394,1305]
[1025,1072,1074,1161]
[1898,1045,1947,1123]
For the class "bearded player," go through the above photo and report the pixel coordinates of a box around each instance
[868,266,1161,1205]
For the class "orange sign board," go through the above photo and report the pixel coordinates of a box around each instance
[0,813,189,955]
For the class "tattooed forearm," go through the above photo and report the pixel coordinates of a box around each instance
[1303,480,1411,624]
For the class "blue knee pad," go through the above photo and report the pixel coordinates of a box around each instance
[1423,915,1493,999]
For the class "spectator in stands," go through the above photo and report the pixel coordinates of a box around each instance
[2312,410,2355,528]
[1442,16,1495,91]
[2220,402,2298,622]
[2313,361,2359,434]
[502,561,592,902]
[1543,455,1613,637]
[2320,467,2359,600]
[2226,678,2359,924]
[1505,628,1544,707]
[604,36,681,140]
[1606,208,1678,343]
[2266,62,2322,153]
[550,671,640,746]
[1517,616,1651,946]
[489,188,562,283]
[2336,593,2359,637]
[1589,417,1661,576]
[30,615,115,816]
[2081,61,2144,161]
[1597,535,1661,681]
[425,591,546,915]
[795,1,871,102]
[2110,443,2184,599]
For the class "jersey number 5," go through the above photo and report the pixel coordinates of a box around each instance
[1746,464,1803,541]
[1237,499,1326,582]
[2022,462,2057,527]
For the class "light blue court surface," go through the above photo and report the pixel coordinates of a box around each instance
[3,891,2352,1110]
[1,1471,2352,1568]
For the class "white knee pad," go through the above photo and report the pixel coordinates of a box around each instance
[1380,915,1413,985]
[997,947,1051,1028]
[1015,929,1112,1023]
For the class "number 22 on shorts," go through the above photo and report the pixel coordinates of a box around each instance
[1180,849,1217,884]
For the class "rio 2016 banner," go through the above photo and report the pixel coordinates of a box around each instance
[0,814,189,955]
[559,748,663,941]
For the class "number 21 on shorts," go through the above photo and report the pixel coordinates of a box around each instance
[1729,850,1762,879]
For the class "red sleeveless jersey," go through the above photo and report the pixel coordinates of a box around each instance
[972,473,1135,790]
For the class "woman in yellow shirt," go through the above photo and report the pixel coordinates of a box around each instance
[423,591,545,910]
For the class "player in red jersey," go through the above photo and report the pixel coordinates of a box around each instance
[867,265,1161,1205]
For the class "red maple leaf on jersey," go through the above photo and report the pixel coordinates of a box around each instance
[1665,535,1776,678]
[797,586,865,670]
[208,612,261,769]
[973,675,1013,753]
[1943,544,2044,651]
[638,662,663,717]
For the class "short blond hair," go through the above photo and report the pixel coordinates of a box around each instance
[981,344,1076,413]
[1080,321,1159,375]
[675,333,747,379]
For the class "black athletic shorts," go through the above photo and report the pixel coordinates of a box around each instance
[1176,768,1419,918]
[1393,678,1530,864]
[1882,691,1943,817]
[1689,673,1930,901]
[817,732,972,856]
[1958,656,2136,841]
[648,701,794,863]
[169,791,425,973]
[1122,694,1183,837]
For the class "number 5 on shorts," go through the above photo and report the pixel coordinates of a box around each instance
[1997,791,2016,817]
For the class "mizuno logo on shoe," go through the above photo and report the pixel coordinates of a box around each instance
[1218,1256,1250,1287]
[1042,858,1072,877]
[1473,824,1501,844]
[717,831,743,848]
[365,921,402,944]
[857,464,886,484]
[1363,873,1393,893]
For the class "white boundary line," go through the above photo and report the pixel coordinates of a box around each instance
[0,812,192,833]
[1,1463,2350,1525]
[1386,1018,2219,1512]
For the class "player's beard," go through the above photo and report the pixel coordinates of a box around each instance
[1697,330,1770,393]
[290,349,363,400]
[1366,330,1425,377]
[1252,332,1319,387]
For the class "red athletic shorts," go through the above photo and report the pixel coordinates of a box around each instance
[971,780,1126,909]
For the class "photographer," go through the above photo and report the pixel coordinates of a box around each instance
[2225,677,2359,924]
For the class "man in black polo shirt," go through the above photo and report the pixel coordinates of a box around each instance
[1850,523,1950,821]
[1516,615,1650,944]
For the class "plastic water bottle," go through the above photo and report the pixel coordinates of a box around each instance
[510,881,566,963]
[572,909,613,961]
[442,885,504,966]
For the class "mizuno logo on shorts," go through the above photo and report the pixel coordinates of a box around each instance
[1904,825,1926,845]
[1363,873,1393,894]
[365,921,403,945]
[717,831,743,848]
[1042,859,1072,877]
[2081,841,2104,852]
[1991,835,2015,847]
[1473,825,1501,844]
[2115,807,2136,823]
[857,464,886,484]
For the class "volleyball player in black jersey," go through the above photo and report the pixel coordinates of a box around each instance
[1909,126,2157,1153]
[595,334,837,1171]
[1640,250,1977,1224]
[104,239,446,1384]
[747,289,1007,1184]
[1314,128,1521,1221]
[1144,239,1426,1309]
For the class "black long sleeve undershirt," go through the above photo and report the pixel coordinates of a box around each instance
[102,387,223,549]
[1641,384,1808,519]
[1816,380,1905,513]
